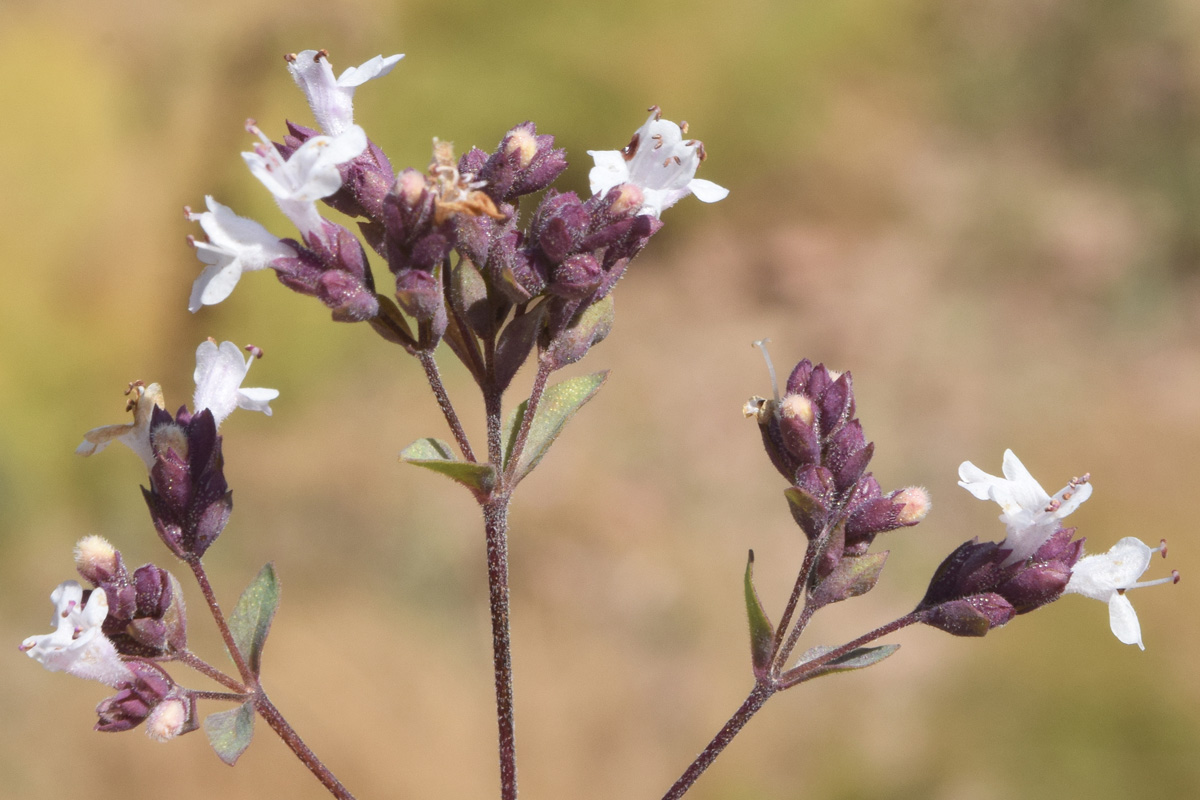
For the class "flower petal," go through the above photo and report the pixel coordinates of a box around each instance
[688,178,730,203]
[1107,592,1144,650]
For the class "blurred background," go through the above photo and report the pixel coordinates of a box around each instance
[2,0,1199,798]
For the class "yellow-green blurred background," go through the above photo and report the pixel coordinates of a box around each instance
[3,0,1199,798]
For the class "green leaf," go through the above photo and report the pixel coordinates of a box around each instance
[228,563,279,677]
[743,550,775,679]
[400,437,497,495]
[783,644,901,685]
[502,371,607,483]
[203,701,255,766]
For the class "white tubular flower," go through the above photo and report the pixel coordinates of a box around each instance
[958,449,1092,564]
[1065,537,1177,650]
[76,382,165,469]
[187,197,296,312]
[287,49,404,136]
[193,340,279,428]
[20,582,131,687]
[587,107,729,217]
[242,122,368,240]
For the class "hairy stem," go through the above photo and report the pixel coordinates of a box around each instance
[483,497,518,800]
[502,358,553,486]
[186,557,255,686]
[660,682,775,800]
[418,350,476,462]
[173,649,246,693]
[769,537,821,664]
[255,691,358,800]
[778,613,918,689]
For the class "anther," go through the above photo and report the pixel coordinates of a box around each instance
[680,121,689,134]
[245,344,264,359]
[1160,539,1169,558]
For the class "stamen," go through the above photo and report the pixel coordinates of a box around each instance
[245,344,264,360]
[680,121,689,134]
[1128,573,1179,590]
[673,155,682,166]
[1158,538,1168,558]
[752,339,780,405]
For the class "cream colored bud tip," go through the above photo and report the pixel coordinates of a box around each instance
[610,184,644,216]
[398,170,427,204]
[506,127,538,168]
[146,698,189,743]
[894,487,932,525]
[74,535,118,574]
[779,394,815,425]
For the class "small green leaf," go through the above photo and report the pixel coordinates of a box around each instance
[744,550,775,679]
[203,701,255,765]
[228,563,279,677]
[400,438,497,495]
[502,371,608,483]
[784,644,901,685]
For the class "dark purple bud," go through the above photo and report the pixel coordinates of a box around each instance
[477,122,569,203]
[395,268,444,323]
[844,486,931,551]
[141,408,230,559]
[785,359,815,395]
[532,191,589,264]
[74,535,127,587]
[549,253,602,300]
[817,372,854,431]
[777,393,819,466]
[95,663,172,734]
[318,270,380,322]
[919,594,1015,637]
[459,146,488,176]
[541,294,615,371]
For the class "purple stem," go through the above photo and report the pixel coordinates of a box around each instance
[187,557,356,799]
[483,497,518,800]
[418,350,477,462]
[660,682,775,800]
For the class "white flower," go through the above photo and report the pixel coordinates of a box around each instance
[187,196,296,312]
[958,449,1092,564]
[193,340,279,427]
[587,107,729,217]
[1065,537,1177,650]
[20,581,131,687]
[76,382,165,469]
[287,49,403,136]
[242,122,368,240]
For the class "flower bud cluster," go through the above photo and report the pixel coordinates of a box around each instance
[75,536,187,657]
[751,358,930,603]
[916,527,1084,636]
[141,407,232,559]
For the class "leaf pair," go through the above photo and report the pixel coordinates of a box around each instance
[401,371,608,494]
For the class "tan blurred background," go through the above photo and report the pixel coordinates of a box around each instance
[3,0,1199,798]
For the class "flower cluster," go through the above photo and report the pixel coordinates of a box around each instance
[186,51,726,386]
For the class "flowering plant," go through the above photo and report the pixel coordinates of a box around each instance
[20,47,1178,799]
